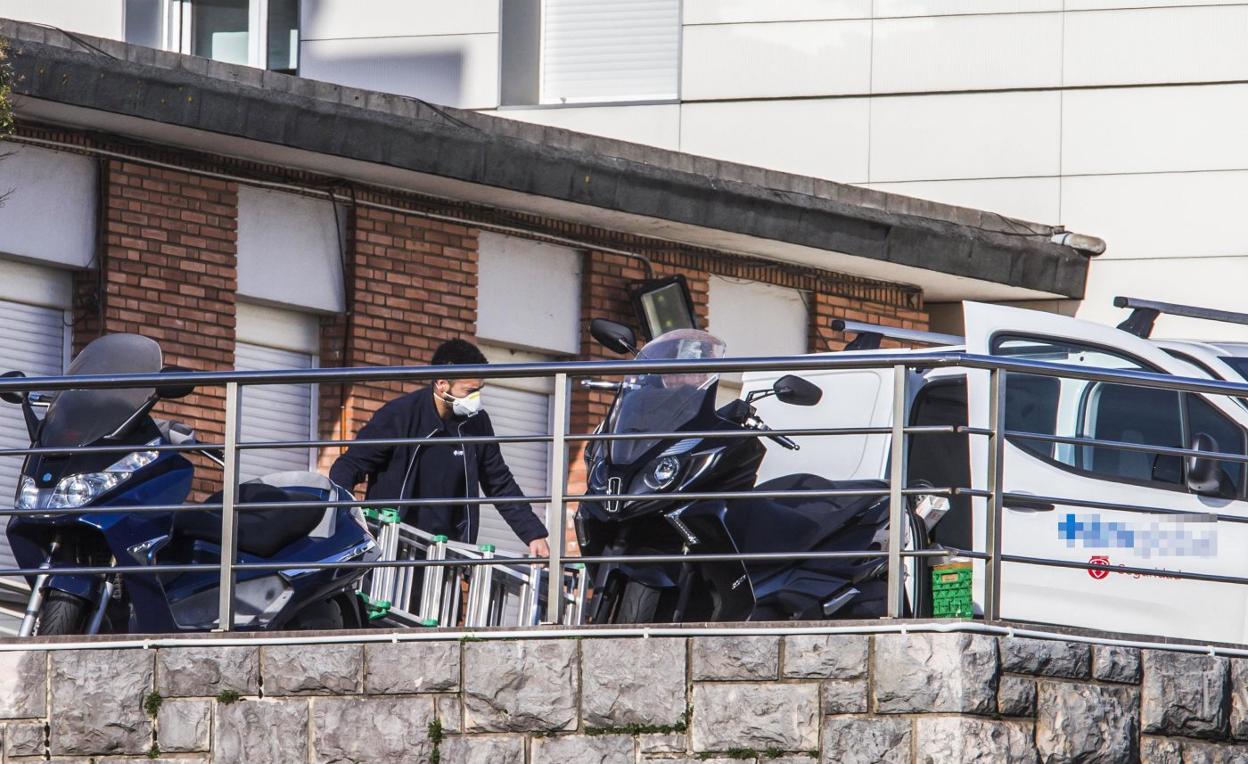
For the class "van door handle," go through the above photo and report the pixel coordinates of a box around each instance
[1004,495,1056,512]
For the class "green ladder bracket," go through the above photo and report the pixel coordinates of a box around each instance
[363,507,401,524]
[356,591,392,621]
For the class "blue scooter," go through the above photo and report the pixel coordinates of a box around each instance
[4,333,379,635]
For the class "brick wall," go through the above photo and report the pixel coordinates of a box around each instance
[84,159,238,495]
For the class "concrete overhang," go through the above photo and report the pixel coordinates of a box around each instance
[0,19,1100,301]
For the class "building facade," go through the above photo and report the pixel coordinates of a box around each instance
[0,0,1232,338]
[0,18,1090,562]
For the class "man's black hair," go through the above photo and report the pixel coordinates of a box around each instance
[432,339,487,367]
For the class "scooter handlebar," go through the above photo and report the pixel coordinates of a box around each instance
[755,423,799,451]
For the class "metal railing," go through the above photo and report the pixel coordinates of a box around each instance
[1,349,1248,636]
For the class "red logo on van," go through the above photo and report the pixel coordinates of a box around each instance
[1087,556,1111,580]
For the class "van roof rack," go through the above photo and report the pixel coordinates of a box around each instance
[830,319,964,351]
[1114,296,1248,339]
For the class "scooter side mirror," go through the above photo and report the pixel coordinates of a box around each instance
[773,375,822,407]
[156,366,195,400]
[1186,432,1235,499]
[0,370,27,405]
[590,318,637,356]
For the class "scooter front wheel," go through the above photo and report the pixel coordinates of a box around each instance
[614,580,662,624]
[36,591,90,636]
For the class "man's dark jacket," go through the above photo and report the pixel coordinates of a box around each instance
[328,387,548,544]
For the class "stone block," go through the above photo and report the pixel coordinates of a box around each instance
[640,732,687,753]
[692,682,818,752]
[1093,645,1141,684]
[311,696,434,764]
[463,640,578,732]
[821,716,910,764]
[531,734,633,764]
[49,649,153,756]
[1035,681,1138,764]
[5,720,45,757]
[213,699,308,764]
[997,675,1036,717]
[1000,637,1091,679]
[262,644,362,696]
[821,680,867,715]
[782,635,868,679]
[916,717,1037,763]
[0,651,46,718]
[156,699,210,752]
[692,636,779,680]
[364,640,459,693]
[437,694,462,734]
[1142,651,1229,739]
[438,734,526,764]
[1232,658,1248,740]
[1140,736,1184,764]
[582,638,686,727]
[1181,740,1248,764]
[156,646,259,697]
[872,633,998,714]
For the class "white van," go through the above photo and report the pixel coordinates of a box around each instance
[743,301,1248,643]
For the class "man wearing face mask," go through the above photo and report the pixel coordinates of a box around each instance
[329,339,550,557]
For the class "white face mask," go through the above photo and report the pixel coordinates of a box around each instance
[442,390,483,418]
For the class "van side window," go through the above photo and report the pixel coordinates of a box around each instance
[993,335,1247,495]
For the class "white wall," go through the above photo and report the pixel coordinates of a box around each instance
[476,232,581,355]
[0,143,97,269]
[0,0,123,38]
[235,186,345,313]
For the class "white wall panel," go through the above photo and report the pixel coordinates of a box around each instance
[477,233,581,355]
[1062,84,1248,176]
[708,277,808,358]
[0,0,123,39]
[866,178,1061,225]
[875,0,1060,16]
[683,0,870,25]
[1066,0,1246,10]
[1062,171,1248,262]
[1077,257,1248,342]
[236,187,345,313]
[299,34,500,108]
[495,104,680,150]
[869,91,1061,183]
[681,20,871,100]
[873,13,1062,93]
[301,0,499,39]
[1064,6,1248,87]
[680,99,870,183]
[0,143,96,269]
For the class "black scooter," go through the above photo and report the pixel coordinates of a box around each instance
[577,320,934,623]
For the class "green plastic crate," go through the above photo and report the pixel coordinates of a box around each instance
[931,563,973,619]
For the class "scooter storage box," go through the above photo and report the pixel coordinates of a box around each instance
[931,561,973,618]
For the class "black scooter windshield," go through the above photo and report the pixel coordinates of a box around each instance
[608,329,725,466]
[39,334,162,448]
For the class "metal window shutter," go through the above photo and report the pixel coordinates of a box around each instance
[0,301,66,574]
[477,386,551,555]
[235,343,316,482]
[541,0,680,104]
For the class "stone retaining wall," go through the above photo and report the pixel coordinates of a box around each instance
[1,630,1247,762]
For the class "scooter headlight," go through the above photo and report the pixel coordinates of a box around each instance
[15,477,39,509]
[47,444,161,509]
[643,456,682,491]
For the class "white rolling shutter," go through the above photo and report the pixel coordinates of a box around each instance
[540,0,680,104]
[235,342,316,482]
[478,386,551,554]
[0,301,68,573]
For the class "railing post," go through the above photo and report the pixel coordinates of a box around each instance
[984,368,1007,622]
[215,381,242,632]
[544,372,570,623]
[886,364,908,618]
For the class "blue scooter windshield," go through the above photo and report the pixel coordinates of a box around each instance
[39,334,162,448]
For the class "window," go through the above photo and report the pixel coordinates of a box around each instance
[126,0,299,73]
[993,335,1248,494]
[502,0,680,106]
[908,377,971,549]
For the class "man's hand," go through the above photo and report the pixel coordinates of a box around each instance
[529,538,550,558]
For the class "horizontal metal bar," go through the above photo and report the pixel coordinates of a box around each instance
[0,503,226,518]
[1005,429,1248,467]
[1114,296,1248,329]
[0,441,225,459]
[830,319,964,347]
[1002,553,1248,587]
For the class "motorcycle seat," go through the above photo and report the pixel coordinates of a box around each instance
[727,474,889,556]
[173,482,326,558]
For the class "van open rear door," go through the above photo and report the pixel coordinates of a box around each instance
[963,302,1248,642]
